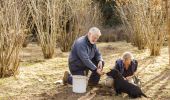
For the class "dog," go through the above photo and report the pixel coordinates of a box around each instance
[106,69,147,98]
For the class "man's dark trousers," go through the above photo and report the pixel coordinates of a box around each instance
[67,60,104,85]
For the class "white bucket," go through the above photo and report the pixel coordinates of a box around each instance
[72,75,88,93]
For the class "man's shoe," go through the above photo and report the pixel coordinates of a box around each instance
[62,71,69,85]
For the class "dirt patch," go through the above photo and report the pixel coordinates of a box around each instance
[0,42,169,100]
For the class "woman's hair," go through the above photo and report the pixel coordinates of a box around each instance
[122,52,134,60]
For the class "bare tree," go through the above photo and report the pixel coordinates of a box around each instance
[116,0,166,56]
[0,0,30,77]
[116,1,147,50]
[57,0,102,52]
[29,0,102,53]
[29,0,62,59]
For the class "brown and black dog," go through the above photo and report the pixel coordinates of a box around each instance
[106,69,147,98]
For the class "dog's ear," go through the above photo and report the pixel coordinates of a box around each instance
[106,71,111,76]
[106,69,113,76]
[106,69,122,79]
[106,69,114,78]
[109,69,117,79]
[115,70,124,79]
[112,69,123,79]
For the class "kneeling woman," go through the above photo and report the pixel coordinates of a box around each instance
[114,52,139,85]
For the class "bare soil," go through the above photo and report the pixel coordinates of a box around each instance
[0,42,169,100]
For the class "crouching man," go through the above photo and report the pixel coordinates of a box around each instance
[63,27,104,86]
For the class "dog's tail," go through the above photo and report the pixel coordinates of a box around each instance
[142,93,147,98]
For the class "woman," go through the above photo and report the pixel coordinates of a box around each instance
[105,52,140,87]
[114,52,139,85]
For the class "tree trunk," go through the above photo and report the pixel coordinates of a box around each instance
[166,0,170,65]
[150,48,160,56]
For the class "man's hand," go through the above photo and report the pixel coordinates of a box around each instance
[96,68,104,75]
[97,61,103,70]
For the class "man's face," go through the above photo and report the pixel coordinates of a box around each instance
[88,32,101,44]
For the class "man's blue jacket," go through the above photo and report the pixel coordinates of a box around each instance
[69,35,103,72]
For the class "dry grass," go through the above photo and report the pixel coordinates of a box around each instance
[0,42,169,99]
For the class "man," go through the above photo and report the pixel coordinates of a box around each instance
[114,52,140,85]
[63,27,104,85]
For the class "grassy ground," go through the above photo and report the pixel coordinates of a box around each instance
[0,42,170,100]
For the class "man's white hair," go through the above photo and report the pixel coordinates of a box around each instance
[89,27,101,35]
[122,52,134,60]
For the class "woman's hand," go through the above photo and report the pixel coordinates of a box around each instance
[125,75,133,80]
